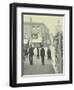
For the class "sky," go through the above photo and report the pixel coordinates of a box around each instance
[23,14,64,36]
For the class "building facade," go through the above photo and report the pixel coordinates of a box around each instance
[23,22,51,48]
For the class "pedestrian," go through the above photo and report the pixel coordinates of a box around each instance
[29,45,34,65]
[40,46,45,65]
[25,48,28,57]
[37,47,39,58]
[47,47,52,60]
[44,47,47,56]
[34,47,37,56]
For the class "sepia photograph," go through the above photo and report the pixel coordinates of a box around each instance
[22,13,64,76]
[10,3,72,87]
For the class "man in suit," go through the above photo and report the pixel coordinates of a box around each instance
[40,46,45,65]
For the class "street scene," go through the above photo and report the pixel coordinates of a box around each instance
[22,14,64,76]
[22,54,55,75]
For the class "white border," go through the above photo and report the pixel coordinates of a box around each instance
[16,7,70,83]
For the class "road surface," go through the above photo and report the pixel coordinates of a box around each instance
[22,55,55,75]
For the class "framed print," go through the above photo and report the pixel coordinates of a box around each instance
[10,3,72,87]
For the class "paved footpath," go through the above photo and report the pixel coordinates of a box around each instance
[22,55,55,75]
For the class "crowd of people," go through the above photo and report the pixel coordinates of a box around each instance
[23,45,52,65]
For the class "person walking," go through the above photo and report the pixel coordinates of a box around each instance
[40,46,45,65]
[47,47,52,60]
[37,47,39,58]
[25,48,28,57]
[34,47,37,56]
[29,45,34,65]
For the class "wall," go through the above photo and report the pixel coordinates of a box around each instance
[0,0,74,90]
